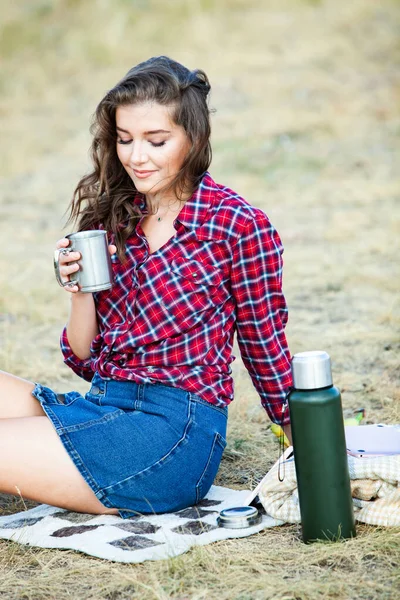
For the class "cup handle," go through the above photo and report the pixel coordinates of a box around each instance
[53,248,79,288]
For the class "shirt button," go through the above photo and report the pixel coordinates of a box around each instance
[91,386,101,395]
[147,366,155,372]
[192,273,198,278]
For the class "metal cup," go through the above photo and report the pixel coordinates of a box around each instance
[54,230,114,293]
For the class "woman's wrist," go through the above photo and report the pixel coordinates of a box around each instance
[283,424,293,446]
[67,292,98,359]
[70,290,94,303]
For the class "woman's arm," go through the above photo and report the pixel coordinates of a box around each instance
[66,292,98,360]
[55,237,99,359]
[231,212,292,426]
[55,237,116,377]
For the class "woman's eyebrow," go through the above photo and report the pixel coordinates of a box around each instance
[116,127,171,135]
[146,129,171,135]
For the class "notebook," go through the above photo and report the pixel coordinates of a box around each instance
[345,424,400,457]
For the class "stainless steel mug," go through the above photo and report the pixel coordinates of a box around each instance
[54,230,114,293]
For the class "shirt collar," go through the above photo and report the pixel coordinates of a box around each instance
[176,172,215,228]
[132,172,215,228]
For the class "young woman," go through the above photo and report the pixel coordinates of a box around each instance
[0,56,292,518]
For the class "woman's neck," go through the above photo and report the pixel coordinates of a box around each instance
[145,187,191,212]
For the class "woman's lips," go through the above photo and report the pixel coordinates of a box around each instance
[132,169,157,179]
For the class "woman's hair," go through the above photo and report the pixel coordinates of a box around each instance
[67,56,212,260]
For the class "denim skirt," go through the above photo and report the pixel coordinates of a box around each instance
[32,373,228,518]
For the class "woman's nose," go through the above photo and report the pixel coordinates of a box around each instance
[130,142,148,166]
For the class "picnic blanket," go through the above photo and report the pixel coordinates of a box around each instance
[258,452,400,527]
[0,486,282,563]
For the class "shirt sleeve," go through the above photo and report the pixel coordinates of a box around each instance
[60,326,95,382]
[231,213,292,425]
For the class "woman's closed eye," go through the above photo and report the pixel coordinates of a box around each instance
[117,138,166,148]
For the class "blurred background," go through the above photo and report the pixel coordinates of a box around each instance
[0,0,399,412]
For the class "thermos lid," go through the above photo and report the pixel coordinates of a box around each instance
[217,506,262,529]
[291,351,333,390]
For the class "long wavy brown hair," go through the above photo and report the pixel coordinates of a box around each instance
[67,56,212,261]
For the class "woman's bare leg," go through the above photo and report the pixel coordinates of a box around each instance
[0,371,118,515]
[0,370,45,418]
[0,416,118,515]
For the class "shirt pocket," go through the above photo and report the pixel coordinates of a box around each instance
[162,258,223,315]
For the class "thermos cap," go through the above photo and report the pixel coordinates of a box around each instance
[217,506,262,529]
[291,351,333,390]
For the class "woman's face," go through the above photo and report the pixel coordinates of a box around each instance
[115,102,191,202]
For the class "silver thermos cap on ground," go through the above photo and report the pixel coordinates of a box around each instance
[291,351,333,390]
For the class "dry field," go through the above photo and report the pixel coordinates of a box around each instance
[0,0,399,598]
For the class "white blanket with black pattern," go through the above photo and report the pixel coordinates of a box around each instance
[0,486,282,563]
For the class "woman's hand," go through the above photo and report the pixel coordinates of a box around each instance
[55,238,117,294]
[55,238,81,293]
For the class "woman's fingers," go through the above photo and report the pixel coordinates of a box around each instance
[56,238,70,250]
[56,238,79,263]
[55,238,81,292]
[59,261,79,293]
[59,262,79,277]
[108,244,117,255]
[65,283,80,293]
[55,239,80,266]
[59,250,81,265]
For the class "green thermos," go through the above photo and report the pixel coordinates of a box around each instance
[288,351,356,542]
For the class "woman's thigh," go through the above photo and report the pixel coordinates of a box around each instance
[0,370,45,418]
[0,416,117,515]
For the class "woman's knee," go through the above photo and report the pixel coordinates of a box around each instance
[0,370,45,418]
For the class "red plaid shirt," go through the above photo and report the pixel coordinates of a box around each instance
[61,172,292,424]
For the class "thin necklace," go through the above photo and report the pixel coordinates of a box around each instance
[153,206,163,222]
[154,204,182,222]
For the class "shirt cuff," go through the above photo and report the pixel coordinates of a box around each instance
[261,388,291,426]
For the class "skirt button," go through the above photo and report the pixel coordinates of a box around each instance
[91,385,101,395]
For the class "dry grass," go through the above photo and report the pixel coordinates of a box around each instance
[1,0,400,598]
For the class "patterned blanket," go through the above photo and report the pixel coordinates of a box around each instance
[2,434,397,563]
[0,486,282,563]
[258,452,400,527]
